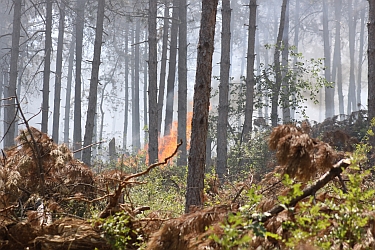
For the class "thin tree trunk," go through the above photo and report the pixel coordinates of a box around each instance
[347,0,357,114]
[157,2,169,133]
[99,82,109,157]
[177,0,188,166]
[64,34,75,145]
[291,0,299,120]
[281,0,290,123]
[132,20,141,151]
[242,0,257,142]
[82,0,105,166]
[148,0,159,164]
[357,6,365,109]
[185,0,218,213]
[323,0,333,118]
[216,0,231,180]
[41,0,52,133]
[271,0,287,127]
[52,2,66,143]
[164,0,179,136]
[73,0,86,158]
[332,0,344,115]
[143,31,148,143]
[123,25,129,150]
[5,0,21,148]
[368,0,375,148]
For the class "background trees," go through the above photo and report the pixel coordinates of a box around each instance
[0,0,370,179]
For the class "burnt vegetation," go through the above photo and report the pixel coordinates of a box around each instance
[0,112,373,249]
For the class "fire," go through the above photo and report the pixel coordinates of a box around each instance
[158,111,192,162]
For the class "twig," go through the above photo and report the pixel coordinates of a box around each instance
[232,174,253,203]
[257,158,351,223]
[73,140,106,153]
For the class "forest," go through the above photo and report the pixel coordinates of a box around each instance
[0,0,375,249]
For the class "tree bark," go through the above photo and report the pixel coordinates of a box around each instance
[64,33,75,145]
[148,0,159,164]
[185,0,218,213]
[4,0,21,148]
[73,0,86,158]
[177,0,188,166]
[41,0,52,133]
[216,0,231,180]
[332,0,344,116]
[157,2,170,133]
[357,6,365,108]
[132,20,141,151]
[123,24,129,150]
[347,0,357,114]
[281,0,290,123]
[52,2,66,143]
[271,0,287,127]
[323,0,333,118]
[242,0,257,142]
[368,0,375,147]
[82,0,105,166]
[164,0,179,136]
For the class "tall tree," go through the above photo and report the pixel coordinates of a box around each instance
[185,0,218,213]
[82,0,105,166]
[291,0,300,120]
[323,0,333,118]
[164,0,179,136]
[41,0,52,133]
[271,0,287,127]
[148,0,159,164]
[132,20,141,151]
[281,0,290,122]
[52,2,66,143]
[368,0,375,136]
[242,0,257,142]
[347,0,357,114]
[157,2,169,133]
[64,34,75,145]
[177,0,188,166]
[4,0,21,148]
[332,0,344,115]
[123,24,129,150]
[216,0,231,180]
[357,6,366,107]
[73,0,86,158]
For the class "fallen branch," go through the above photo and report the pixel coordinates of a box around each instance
[99,140,183,219]
[257,158,351,223]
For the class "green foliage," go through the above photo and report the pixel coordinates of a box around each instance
[96,211,135,249]
[209,186,268,249]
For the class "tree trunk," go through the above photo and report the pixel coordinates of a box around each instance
[357,6,365,108]
[242,0,257,142]
[332,0,344,116]
[323,0,333,118]
[291,0,299,120]
[216,0,231,180]
[52,2,66,143]
[82,0,105,166]
[157,2,170,133]
[368,0,375,140]
[148,0,159,164]
[41,0,52,133]
[4,0,21,148]
[177,0,188,166]
[73,0,86,158]
[271,0,287,127]
[347,0,357,114]
[132,20,141,151]
[64,34,75,145]
[123,24,129,150]
[185,0,218,213]
[164,0,179,136]
[144,31,148,142]
[281,0,290,123]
